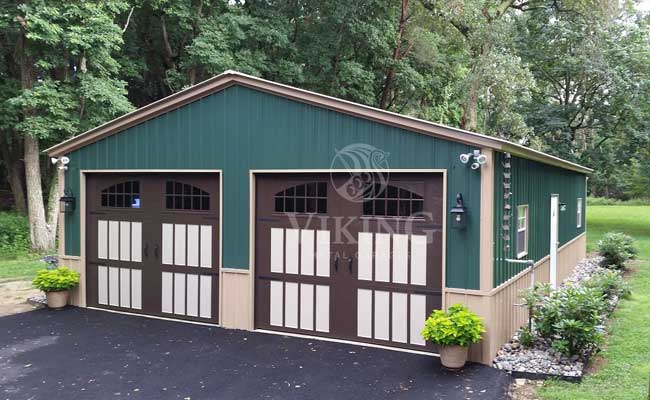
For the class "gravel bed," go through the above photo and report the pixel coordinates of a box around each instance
[493,257,616,379]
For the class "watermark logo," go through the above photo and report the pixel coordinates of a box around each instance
[329,143,390,203]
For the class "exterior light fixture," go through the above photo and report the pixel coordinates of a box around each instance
[450,193,467,230]
[459,152,473,164]
[460,150,488,169]
[50,156,70,171]
[59,189,75,214]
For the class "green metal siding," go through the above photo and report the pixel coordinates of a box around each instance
[63,85,482,289]
[493,152,587,286]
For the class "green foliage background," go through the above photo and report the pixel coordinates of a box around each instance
[1,0,650,201]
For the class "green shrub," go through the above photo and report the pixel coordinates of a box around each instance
[519,325,535,347]
[535,287,606,356]
[0,211,30,257]
[32,267,80,293]
[598,232,638,269]
[421,304,485,347]
[585,269,631,300]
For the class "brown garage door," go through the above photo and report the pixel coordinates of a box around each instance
[255,173,443,352]
[86,173,220,324]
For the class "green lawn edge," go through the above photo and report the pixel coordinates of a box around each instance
[538,205,650,400]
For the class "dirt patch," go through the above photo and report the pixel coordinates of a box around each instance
[508,379,544,400]
[0,279,43,316]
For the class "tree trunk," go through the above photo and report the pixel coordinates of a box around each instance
[7,159,27,214]
[379,0,409,110]
[0,131,27,214]
[460,72,481,132]
[460,44,490,132]
[24,134,55,252]
[46,170,60,244]
[18,13,56,252]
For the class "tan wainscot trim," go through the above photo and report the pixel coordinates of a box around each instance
[446,232,587,365]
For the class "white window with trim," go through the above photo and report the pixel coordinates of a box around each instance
[577,198,583,228]
[517,205,529,258]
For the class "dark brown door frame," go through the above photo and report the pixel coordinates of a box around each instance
[82,169,223,324]
[249,169,448,352]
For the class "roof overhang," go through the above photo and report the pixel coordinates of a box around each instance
[46,70,592,174]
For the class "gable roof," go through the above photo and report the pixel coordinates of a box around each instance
[46,70,592,174]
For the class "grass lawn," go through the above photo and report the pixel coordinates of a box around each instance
[538,205,650,400]
[0,255,45,281]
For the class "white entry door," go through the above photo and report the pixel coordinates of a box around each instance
[549,195,559,288]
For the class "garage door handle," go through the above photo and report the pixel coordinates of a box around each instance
[154,244,159,259]
[144,243,149,258]
[348,257,354,273]
[334,254,339,271]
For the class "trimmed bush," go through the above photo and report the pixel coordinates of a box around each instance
[585,269,631,300]
[598,232,638,269]
[32,267,80,293]
[535,287,606,356]
[421,304,485,347]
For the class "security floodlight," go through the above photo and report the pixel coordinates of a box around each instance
[51,157,59,165]
[459,153,472,164]
[471,162,480,170]
[60,156,70,165]
[476,154,488,165]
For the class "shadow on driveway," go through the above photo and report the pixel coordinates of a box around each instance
[0,308,511,399]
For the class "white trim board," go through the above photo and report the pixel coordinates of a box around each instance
[255,329,440,358]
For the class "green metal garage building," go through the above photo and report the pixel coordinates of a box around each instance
[47,71,590,364]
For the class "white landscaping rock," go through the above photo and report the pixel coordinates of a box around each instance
[492,256,612,379]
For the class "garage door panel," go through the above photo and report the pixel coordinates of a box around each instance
[255,172,442,352]
[87,173,220,324]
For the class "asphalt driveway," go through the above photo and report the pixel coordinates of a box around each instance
[0,308,511,399]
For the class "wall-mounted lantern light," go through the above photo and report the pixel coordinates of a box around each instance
[559,203,567,212]
[450,193,467,230]
[59,189,75,214]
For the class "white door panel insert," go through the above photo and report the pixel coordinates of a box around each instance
[357,289,372,338]
[108,221,119,260]
[119,221,131,262]
[374,234,390,282]
[285,229,299,274]
[409,294,426,346]
[357,232,373,281]
[268,280,330,333]
[391,292,408,343]
[270,280,283,326]
[97,266,142,310]
[355,289,428,347]
[98,220,108,259]
[300,230,315,276]
[410,235,427,285]
[200,225,212,268]
[284,282,299,328]
[187,225,199,267]
[131,222,142,263]
[299,283,314,330]
[270,228,284,273]
[98,266,108,305]
[392,234,409,284]
[316,230,330,277]
[174,225,187,266]
[161,272,213,319]
[315,285,330,332]
[374,290,390,341]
